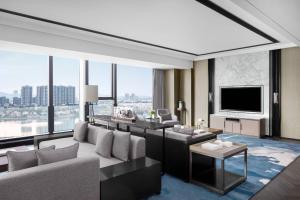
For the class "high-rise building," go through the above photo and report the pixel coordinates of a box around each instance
[67,86,75,105]
[53,86,76,105]
[13,97,21,106]
[21,86,32,106]
[0,96,9,107]
[36,86,48,106]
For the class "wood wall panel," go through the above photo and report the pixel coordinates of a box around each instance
[281,47,300,139]
[193,60,209,127]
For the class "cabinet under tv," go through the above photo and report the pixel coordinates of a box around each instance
[210,114,265,137]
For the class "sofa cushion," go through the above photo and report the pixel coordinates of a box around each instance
[95,130,113,158]
[129,135,146,160]
[37,143,79,165]
[162,120,180,126]
[87,125,112,145]
[73,121,88,142]
[39,137,123,168]
[112,130,130,161]
[160,113,172,121]
[6,146,55,172]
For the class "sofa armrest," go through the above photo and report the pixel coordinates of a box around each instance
[0,157,100,200]
[34,131,74,149]
[129,135,146,160]
[157,115,163,123]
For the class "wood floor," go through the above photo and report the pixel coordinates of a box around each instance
[251,156,300,200]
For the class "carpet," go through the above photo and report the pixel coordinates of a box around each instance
[148,134,300,200]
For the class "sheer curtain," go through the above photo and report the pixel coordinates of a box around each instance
[152,69,165,110]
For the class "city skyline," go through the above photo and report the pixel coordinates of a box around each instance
[0,85,77,106]
[0,84,152,107]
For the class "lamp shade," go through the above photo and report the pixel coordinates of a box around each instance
[83,85,98,103]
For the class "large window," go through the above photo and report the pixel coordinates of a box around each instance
[0,51,154,142]
[53,57,80,132]
[89,61,114,115]
[89,61,112,97]
[0,50,48,140]
[117,65,152,118]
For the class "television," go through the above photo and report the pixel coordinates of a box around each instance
[220,86,263,113]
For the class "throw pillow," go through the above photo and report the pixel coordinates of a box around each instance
[36,143,79,165]
[73,121,88,142]
[87,125,112,145]
[160,113,172,121]
[6,145,55,172]
[95,130,113,158]
[112,130,130,161]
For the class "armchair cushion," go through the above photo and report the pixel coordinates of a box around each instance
[160,113,172,121]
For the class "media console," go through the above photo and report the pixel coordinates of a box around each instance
[210,114,265,137]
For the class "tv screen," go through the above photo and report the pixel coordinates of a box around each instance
[220,87,262,112]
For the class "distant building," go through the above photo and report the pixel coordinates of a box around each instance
[54,86,75,106]
[125,93,130,100]
[36,86,48,106]
[67,86,75,105]
[13,97,21,106]
[32,97,36,104]
[0,96,9,107]
[21,86,33,106]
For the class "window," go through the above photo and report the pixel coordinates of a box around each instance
[117,65,152,117]
[0,50,48,140]
[89,61,114,115]
[53,57,80,132]
[89,61,112,97]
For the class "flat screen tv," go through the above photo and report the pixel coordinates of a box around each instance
[220,86,262,113]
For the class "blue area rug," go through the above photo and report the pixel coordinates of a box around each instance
[148,134,300,200]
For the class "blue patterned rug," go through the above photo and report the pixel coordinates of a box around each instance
[148,134,300,200]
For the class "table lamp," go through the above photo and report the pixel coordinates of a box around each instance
[83,85,98,123]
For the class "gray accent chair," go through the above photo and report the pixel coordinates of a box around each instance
[157,109,179,126]
[0,157,100,200]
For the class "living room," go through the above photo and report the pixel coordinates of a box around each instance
[0,0,300,200]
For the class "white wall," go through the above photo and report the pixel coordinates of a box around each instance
[214,51,269,134]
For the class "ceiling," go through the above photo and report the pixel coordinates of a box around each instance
[0,0,298,65]
[247,0,300,44]
[0,0,274,56]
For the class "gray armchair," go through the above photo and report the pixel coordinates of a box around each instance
[157,109,179,126]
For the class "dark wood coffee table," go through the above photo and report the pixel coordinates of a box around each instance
[190,139,247,194]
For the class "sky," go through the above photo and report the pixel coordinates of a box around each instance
[0,50,152,98]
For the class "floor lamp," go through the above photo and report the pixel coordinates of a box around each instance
[84,85,98,124]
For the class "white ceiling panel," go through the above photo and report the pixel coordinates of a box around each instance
[247,0,300,43]
[0,0,273,56]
